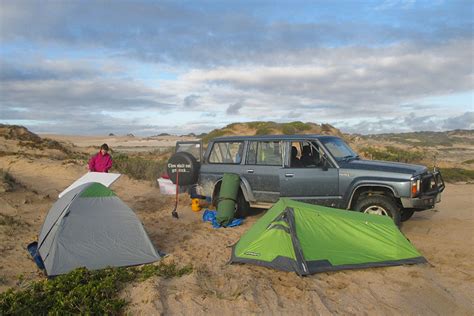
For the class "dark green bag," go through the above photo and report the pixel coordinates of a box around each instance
[216,173,240,226]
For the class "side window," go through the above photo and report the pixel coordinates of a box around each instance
[300,141,322,168]
[246,141,282,166]
[208,142,244,164]
[290,141,303,168]
[247,141,257,164]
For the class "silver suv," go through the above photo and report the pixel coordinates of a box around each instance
[172,135,445,226]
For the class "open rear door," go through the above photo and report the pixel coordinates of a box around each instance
[175,140,203,162]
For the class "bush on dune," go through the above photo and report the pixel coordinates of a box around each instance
[0,169,19,192]
[0,262,192,315]
[440,168,474,183]
[360,146,424,163]
[112,154,168,182]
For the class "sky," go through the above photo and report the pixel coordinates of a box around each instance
[0,0,473,136]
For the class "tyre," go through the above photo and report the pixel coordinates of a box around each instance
[167,152,200,186]
[401,209,415,222]
[354,195,401,227]
[235,190,250,218]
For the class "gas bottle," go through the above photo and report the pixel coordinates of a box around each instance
[191,198,202,212]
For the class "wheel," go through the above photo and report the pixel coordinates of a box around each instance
[235,190,250,218]
[354,195,401,227]
[401,209,415,222]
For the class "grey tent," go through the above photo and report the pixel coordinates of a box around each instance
[36,182,161,276]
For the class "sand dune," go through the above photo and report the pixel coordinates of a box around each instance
[0,131,473,314]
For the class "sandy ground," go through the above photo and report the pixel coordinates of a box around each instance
[1,154,473,314]
[40,134,197,152]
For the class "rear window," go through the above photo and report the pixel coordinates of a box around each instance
[176,142,202,161]
[208,142,244,164]
[246,141,282,166]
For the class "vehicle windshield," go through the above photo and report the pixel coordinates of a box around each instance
[320,138,358,161]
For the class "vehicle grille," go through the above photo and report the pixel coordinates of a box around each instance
[420,173,438,194]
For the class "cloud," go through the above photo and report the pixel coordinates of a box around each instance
[183,39,473,118]
[1,1,472,66]
[183,94,200,108]
[1,1,472,135]
[336,112,474,135]
[226,101,244,115]
[443,112,474,130]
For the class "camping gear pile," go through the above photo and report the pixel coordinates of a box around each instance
[29,167,426,278]
[216,173,241,226]
[230,198,426,275]
[202,210,243,228]
[29,182,162,276]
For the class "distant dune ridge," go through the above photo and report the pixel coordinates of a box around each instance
[199,121,344,142]
[1,123,473,175]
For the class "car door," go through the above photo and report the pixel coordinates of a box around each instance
[198,140,246,196]
[279,140,341,207]
[175,140,203,162]
[241,140,283,203]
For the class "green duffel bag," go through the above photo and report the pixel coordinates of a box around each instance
[216,173,240,227]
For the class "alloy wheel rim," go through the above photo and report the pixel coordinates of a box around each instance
[363,205,389,216]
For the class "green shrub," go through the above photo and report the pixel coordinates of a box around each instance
[360,146,424,163]
[112,154,166,182]
[246,121,275,130]
[255,126,273,135]
[0,214,27,227]
[1,169,17,188]
[282,121,312,135]
[439,168,474,183]
[0,262,192,315]
[281,125,296,135]
[201,129,228,144]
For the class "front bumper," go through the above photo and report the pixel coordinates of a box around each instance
[400,192,441,209]
[401,169,445,210]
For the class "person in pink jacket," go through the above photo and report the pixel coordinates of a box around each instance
[88,143,113,173]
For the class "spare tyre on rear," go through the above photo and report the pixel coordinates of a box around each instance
[167,152,200,186]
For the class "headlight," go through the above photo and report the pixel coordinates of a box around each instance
[411,178,420,197]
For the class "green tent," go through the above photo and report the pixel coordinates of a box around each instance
[230,198,426,275]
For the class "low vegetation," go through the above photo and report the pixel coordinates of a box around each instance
[0,214,27,228]
[0,262,192,315]
[112,153,168,183]
[201,121,342,143]
[362,130,474,147]
[1,169,17,191]
[360,146,425,163]
[440,168,474,183]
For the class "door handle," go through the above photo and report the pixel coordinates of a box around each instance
[285,173,294,178]
[247,169,254,174]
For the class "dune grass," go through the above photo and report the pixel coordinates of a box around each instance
[0,262,192,315]
[360,146,425,163]
[112,153,168,183]
[440,168,474,183]
[0,169,19,192]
